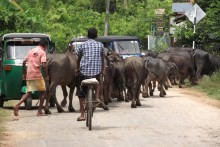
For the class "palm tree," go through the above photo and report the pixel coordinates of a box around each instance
[0,0,23,12]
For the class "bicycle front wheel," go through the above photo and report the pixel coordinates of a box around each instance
[87,87,93,130]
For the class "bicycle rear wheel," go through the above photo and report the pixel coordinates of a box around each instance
[86,88,93,130]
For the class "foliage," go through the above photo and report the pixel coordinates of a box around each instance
[154,41,169,53]
[0,0,172,52]
[173,21,194,47]
[193,71,220,100]
[174,0,220,52]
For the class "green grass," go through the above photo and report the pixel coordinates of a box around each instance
[192,71,220,100]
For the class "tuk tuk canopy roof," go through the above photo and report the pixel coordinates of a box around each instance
[2,33,51,41]
[71,36,139,43]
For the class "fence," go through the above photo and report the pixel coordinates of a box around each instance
[148,33,170,52]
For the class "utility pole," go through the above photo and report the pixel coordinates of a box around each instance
[104,0,110,36]
[185,3,206,49]
[192,6,197,49]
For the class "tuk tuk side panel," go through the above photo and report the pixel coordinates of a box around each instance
[0,41,4,97]
[2,62,43,100]
[0,74,3,96]
[2,60,23,100]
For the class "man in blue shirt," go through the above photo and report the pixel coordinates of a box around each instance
[76,28,104,121]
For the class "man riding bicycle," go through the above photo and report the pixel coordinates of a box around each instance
[75,28,105,121]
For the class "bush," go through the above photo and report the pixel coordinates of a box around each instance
[194,71,220,100]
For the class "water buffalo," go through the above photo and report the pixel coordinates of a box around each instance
[164,47,193,53]
[193,49,220,79]
[110,54,126,102]
[124,56,147,108]
[166,62,179,88]
[44,46,78,114]
[165,47,220,81]
[141,49,158,58]
[103,52,126,104]
[158,52,195,88]
[143,56,178,97]
[163,47,197,85]
[103,53,116,105]
[140,50,159,97]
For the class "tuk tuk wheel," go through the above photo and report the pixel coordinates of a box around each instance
[0,97,4,107]
[25,96,32,110]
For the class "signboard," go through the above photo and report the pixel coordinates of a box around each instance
[185,3,206,49]
[155,9,165,15]
[185,3,206,24]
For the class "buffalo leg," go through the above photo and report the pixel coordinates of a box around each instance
[51,88,65,113]
[142,80,149,98]
[103,84,109,105]
[44,83,57,114]
[135,85,141,106]
[149,81,154,96]
[131,86,137,108]
[61,85,68,107]
[54,88,65,113]
[44,82,64,114]
[68,86,75,112]
[159,81,165,97]
[144,77,152,98]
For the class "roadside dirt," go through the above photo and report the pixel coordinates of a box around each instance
[0,86,220,147]
[180,88,220,108]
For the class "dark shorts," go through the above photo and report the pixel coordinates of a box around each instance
[78,73,101,99]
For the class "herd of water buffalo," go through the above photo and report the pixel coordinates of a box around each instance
[43,46,220,114]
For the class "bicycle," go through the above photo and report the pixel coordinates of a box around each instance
[81,77,101,130]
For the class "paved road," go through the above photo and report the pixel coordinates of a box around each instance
[1,86,220,147]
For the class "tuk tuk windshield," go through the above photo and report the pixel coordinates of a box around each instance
[6,45,37,59]
[113,40,140,55]
[5,40,48,60]
[72,42,84,49]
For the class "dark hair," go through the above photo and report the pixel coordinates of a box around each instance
[39,38,47,47]
[88,28,98,39]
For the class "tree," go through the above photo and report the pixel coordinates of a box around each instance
[124,0,128,9]
[0,0,172,52]
[104,0,110,36]
[174,0,220,52]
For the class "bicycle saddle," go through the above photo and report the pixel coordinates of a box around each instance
[81,78,99,86]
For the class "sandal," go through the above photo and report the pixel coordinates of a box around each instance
[77,117,86,121]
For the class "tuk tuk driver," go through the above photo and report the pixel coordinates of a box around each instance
[14,39,49,116]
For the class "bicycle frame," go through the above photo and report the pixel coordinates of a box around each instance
[81,78,99,130]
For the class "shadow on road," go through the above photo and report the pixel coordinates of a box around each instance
[81,126,121,131]
[2,106,39,111]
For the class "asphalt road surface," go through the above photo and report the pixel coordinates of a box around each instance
[1,86,220,147]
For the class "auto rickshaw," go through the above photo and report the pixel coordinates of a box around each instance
[0,33,55,109]
[71,36,142,59]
